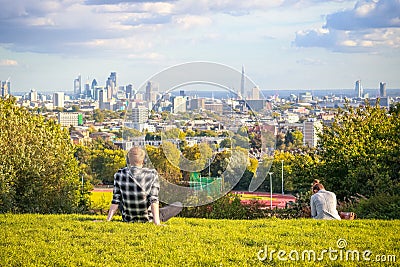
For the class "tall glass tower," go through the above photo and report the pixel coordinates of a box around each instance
[379,82,387,97]
[355,80,363,98]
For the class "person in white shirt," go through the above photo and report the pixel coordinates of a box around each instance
[310,183,341,220]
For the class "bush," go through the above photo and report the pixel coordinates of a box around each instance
[355,194,400,219]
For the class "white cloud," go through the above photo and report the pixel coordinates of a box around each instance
[294,0,400,52]
[173,15,213,30]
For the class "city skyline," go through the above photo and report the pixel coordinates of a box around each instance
[0,0,399,92]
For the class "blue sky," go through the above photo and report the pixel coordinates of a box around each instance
[0,0,399,92]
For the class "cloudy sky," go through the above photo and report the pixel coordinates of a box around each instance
[0,0,399,93]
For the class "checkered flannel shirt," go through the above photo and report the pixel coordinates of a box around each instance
[111,166,160,223]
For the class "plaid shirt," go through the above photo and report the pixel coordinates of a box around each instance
[111,166,160,223]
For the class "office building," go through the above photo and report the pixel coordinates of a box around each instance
[106,72,117,99]
[355,80,363,98]
[53,92,64,108]
[84,80,91,98]
[126,84,133,99]
[379,82,387,97]
[145,81,159,102]
[91,79,98,99]
[99,89,107,110]
[74,75,82,97]
[1,80,11,97]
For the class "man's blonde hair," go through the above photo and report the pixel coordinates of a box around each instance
[128,146,146,166]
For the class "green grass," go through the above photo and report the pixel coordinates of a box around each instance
[1,214,398,266]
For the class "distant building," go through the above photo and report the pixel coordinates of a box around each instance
[84,80,91,99]
[379,82,387,97]
[90,132,115,142]
[29,89,38,102]
[53,92,64,108]
[240,65,245,98]
[172,96,187,113]
[299,92,313,103]
[106,72,117,100]
[190,98,205,110]
[303,119,322,147]
[1,80,11,97]
[355,80,363,98]
[58,112,83,127]
[132,106,148,124]
[245,99,267,111]
[205,103,223,113]
[74,75,82,97]
[248,86,260,100]
[145,81,158,102]
[126,84,133,99]
[99,89,107,110]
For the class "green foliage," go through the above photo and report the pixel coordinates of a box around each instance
[92,109,104,123]
[90,191,112,214]
[1,214,398,267]
[0,97,86,213]
[354,194,400,219]
[317,101,400,198]
[146,143,182,184]
[90,146,126,184]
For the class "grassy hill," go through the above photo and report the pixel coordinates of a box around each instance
[1,214,398,266]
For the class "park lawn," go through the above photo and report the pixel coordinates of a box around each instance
[1,214,399,267]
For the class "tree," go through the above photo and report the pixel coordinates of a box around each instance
[317,101,400,198]
[91,148,126,184]
[71,105,80,112]
[0,97,87,213]
[93,109,104,123]
[146,143,182,184]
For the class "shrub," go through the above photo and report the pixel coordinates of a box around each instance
[355,194,400,219]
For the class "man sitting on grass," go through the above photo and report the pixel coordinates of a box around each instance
[310,183,341,220]
[107,146,182,225]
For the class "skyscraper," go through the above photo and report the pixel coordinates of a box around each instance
[74,75,82,97]
[91,79,98,99]
[84,79,91,99]
[126,84,133,99]
[379,82,387,97]
[1,79,11,97]
[145,81,158,102]
[106,72,117,99]
[99,89,107,110]
[355,80,363,98]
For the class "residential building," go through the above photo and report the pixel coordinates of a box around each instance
[303,119,322,147]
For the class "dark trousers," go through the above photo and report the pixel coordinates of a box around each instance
[160,202,183,222]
